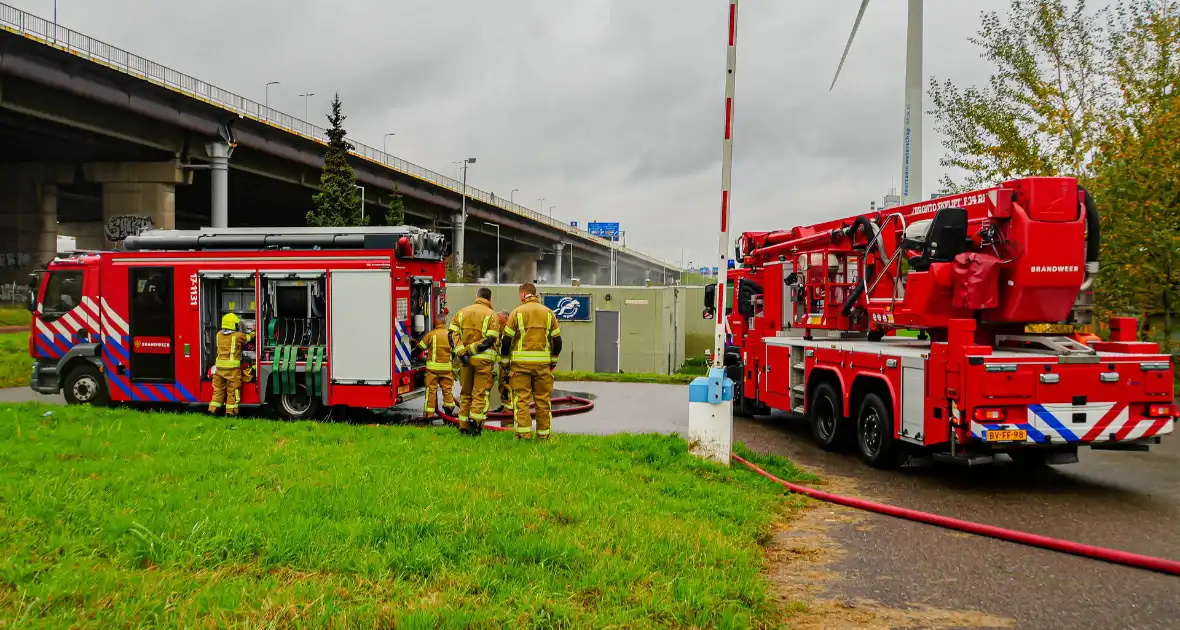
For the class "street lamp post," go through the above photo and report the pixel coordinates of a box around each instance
[510,188,519,204]
[548,205,556,217]
[485,222,501,283]
[51,0,58,43]
[298,93,315,120]
[265,81,280,112]
[537,197,545,220]
[454,157,477,270]
[383,133,395,156]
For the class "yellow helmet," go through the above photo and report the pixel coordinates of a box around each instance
[221,312,241,330]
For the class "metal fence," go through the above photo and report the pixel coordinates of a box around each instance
[0,2,680,273]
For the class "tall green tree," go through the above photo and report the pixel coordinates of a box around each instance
[306,93,365,227]
[1090,90,1180,352]
[927,0,1111,193]
[930,0,1180,350]
[385,183,406,227]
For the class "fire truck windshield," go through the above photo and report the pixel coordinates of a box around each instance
[40,270,83,316]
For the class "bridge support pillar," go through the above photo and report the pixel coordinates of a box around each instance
[206,141,232,228]
[505,249,541,284]
[553,242,565,286]
[84,160,191,247]
[0,164,74,282]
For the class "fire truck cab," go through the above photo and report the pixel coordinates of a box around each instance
[26,226,448,419]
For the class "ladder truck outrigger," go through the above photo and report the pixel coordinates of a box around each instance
[24,226,450,420]
[704,176,1177,468]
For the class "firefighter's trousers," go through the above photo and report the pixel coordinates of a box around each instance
[458,359,494,429]
[424,369,456,416]
[511,363,554,439]
[209,367,243,416]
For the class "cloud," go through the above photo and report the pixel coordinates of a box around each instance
[18,0,1047,265]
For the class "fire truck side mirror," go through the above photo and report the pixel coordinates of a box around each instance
[703,283,716,308]
[25,273,38,313]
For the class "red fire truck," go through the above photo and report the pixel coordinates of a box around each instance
[25,226,449,419]
[705,177,1176,467]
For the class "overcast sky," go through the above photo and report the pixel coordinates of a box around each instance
[13,0,1067,267]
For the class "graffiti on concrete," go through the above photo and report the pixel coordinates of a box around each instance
[0,281,32,307]
[1,252,33,270]
[105,215,155,243]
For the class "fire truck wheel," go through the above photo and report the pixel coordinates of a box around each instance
[63,363,109,407]
[856,393,902,469]
[274,384,324,421]
[810,382,848,451]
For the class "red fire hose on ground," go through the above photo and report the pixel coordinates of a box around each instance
[733,454,1180,577]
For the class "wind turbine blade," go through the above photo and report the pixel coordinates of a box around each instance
[830,0,872,91]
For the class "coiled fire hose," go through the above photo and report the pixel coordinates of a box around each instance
[432,396,594,430]
[732,454,1180,577]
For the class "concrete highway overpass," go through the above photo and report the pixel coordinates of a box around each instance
[0,2,680,285]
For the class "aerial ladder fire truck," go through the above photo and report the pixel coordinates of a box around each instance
[704,176,1177,468]
[25,226,449,420]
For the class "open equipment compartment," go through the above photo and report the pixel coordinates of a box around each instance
[259,271,329,401]
[198,271,258,381]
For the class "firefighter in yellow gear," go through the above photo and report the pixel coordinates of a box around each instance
[492,310,514,418]
[449,287,500,435]
[208,313,254,416]
[417,316,456,417]
[501,282,562,440]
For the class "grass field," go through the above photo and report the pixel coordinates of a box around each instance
[0,403,815,628]
[0,333,30,388]
[0,307,31,328]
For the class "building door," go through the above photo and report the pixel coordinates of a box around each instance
[594,310,620,373]
[128,267,176,382]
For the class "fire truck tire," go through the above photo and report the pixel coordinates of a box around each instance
[62,363,109,407]
[856,393,902,469]
[810,382,848,451]
[274,383,324,421]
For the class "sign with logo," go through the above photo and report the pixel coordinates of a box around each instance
[570,220,579,228]
[132,336,172,354]
[587,222,621,240]
[543,294,592,322]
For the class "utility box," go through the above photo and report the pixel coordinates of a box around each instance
[446,284,691,374]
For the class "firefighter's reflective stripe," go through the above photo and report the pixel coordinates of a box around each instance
[511,311,555,363]
[468,314,498,361]
[215,334,241,369]
[423,332,452,372]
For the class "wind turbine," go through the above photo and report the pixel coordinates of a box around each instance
[830,0,923,205]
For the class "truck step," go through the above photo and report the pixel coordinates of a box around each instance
[792,405,805,415]
[932,452,995,466]
[791,384,804,394]
[792,363,804,371]
[1089,442,1152,452]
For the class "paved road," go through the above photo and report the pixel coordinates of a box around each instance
[4,382,1177,628]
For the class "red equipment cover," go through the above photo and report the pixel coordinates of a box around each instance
[952,252,1001,310]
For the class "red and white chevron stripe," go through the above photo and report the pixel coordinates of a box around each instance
[100,296,129,337]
